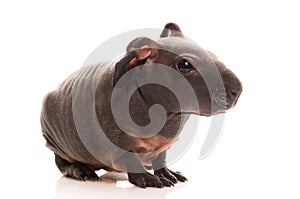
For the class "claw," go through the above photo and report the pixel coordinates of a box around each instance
[169,170,188,182]
[159,177,174,187]
[128,172,166,188]
[155,167,188,183]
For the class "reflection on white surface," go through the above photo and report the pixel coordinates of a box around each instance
[55,172,185,199]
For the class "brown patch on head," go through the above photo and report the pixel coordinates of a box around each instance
[114,23,184,87]
[127,57,138,69]
[113,37,159,86]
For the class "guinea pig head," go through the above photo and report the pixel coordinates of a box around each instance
[113,23,242,116]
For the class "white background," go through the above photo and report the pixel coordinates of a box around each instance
[1,0,300,198]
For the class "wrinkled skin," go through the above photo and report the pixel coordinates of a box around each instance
[41,23,242,188]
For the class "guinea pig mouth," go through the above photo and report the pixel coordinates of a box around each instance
[181,109,226,117]
[214,110,227,114]
[200,110,226,116]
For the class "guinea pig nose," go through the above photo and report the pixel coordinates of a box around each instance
[229,90,239,102]
[231,91,238,97]
[228,84,242,106]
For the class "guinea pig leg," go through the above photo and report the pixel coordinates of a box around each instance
[153,151,188,183]
[55,154,99,181]
[121,153,173,188]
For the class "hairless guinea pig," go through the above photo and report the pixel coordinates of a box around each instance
[41,23,242,188]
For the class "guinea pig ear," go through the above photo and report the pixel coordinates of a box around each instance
[113,37,159,86]
[160,23,183,38]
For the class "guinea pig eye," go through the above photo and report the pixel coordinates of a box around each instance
[177,59,194,73]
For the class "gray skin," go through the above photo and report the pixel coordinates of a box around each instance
[41,23,242,188]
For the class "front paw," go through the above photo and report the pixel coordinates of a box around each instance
[128,172,174,188]
[154,167,187,183]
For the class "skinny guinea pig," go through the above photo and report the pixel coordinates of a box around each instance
[41,23,242,188]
